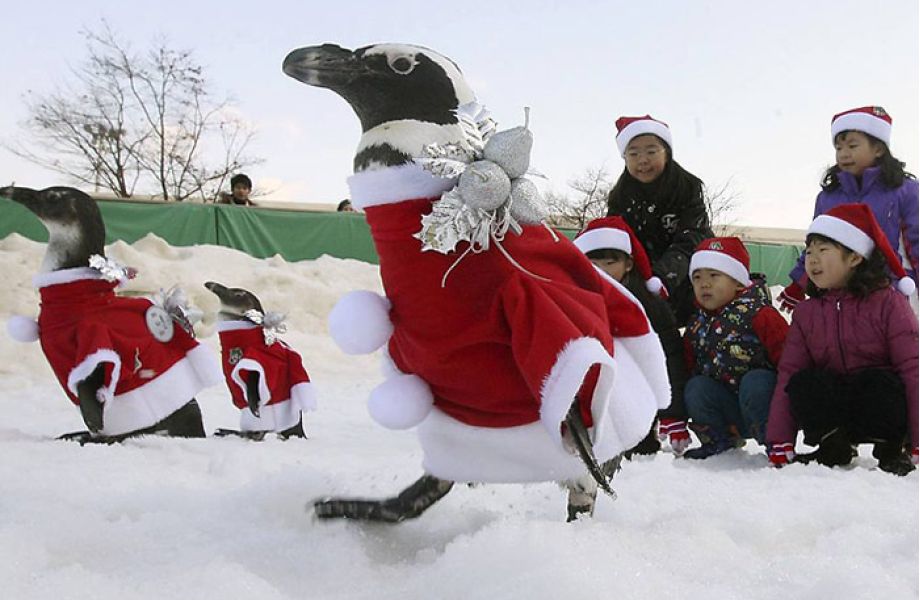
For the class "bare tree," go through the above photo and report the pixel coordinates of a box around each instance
[703,177,741,232]
[545,166,614,230]
[7,22,260,201]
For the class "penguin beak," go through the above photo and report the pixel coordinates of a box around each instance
[282,44,367,88]
[1,186,40,213]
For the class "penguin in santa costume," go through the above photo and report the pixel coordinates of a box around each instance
[205,281,317,440]
[3,186,222,443]
[283,43,670,521]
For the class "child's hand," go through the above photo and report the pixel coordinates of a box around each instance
[912,447,918,466]
[768,443,795,467]
[777,282,805,313]
[658,418,690,455]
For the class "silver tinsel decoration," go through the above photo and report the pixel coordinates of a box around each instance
[244,309,288,345]
[88,254,131,284]
[150,286,201,336]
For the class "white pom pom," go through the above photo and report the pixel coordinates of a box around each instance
[328,291,393,354]
[367,373,434,430]
[7,315,40,343]
[897,277,916,296]
[646,276,664,295]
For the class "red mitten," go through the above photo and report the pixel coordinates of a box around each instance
[659,418,690,454]
[777,282,805,313]
[911,447,918,466]
[768,442,795,467]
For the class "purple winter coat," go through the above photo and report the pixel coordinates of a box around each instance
[766,286,919,448]
[789,168,919,285]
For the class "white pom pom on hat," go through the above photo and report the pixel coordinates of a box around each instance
[367,373,434,430]
[7,315,40,343]
[328,290,393,355]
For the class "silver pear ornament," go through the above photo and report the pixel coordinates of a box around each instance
[457,160,511,211]
[482,107,533,179]
[508,177,547,224]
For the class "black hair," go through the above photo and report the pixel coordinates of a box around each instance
[230,173,252,189]
[606,139,705,216]
[585,248,657,305]
[337,199,352,211]
[803,233,890,298]
[820,132,916,191]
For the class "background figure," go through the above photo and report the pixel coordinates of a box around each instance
[767,204,917,475]
[337,198,355,212]
[778,106,918,313]
[220,173,257,206]
[607,114,713,323]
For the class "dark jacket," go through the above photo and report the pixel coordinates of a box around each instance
[639,288,688,420]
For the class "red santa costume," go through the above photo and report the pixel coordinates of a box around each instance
[216,320,317,432]
[331,163,671,483]
[30,267,222,437]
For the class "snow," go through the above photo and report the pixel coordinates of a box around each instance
[1,233,916,600]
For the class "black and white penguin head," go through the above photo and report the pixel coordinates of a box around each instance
[1,185,105,272]
[204,281,265,321]
[283,43,478,172]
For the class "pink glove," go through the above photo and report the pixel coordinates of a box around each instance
[768,443,795,467]
[912,447,918,466]
[777,282,805,313]
[659,418,690,454]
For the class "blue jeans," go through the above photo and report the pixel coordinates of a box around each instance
[684,370,777,445]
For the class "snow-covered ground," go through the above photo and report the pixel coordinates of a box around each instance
[0,233,916,600]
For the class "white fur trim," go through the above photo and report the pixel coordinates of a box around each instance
[328,291,393,354]
[347,163,457,209]
[831,112,891,145]
[290,382,318,412]
[808,214,875,258]
[689,250,752,286]
[215,320,259,332]
[90,345,221,436]
[573,228,631,255]
[7,315,40,343]
[33,267,102,289]
[539,336,617,448]
[591,264,649,318]
[231,358,272,406]
[67,349,122,405]
[898,277,916,296]
[617,120,673,156]
[616,332,671,411]
[239,397,302,432]
[367,373,434,430]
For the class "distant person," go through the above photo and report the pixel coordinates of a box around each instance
[337,199,355,212]
[606,115,713,322]
[682,237,788,459]
[574,216,690,458]
[220,174,256,206]
[767,204,917,475]
[778,106,918,313]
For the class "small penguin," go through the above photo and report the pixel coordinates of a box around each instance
[205,281,316,440]
[2,186,222,443]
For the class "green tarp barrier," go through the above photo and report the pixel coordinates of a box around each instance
[0,197,803,286]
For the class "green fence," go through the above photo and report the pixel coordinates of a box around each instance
[0,198,802,285]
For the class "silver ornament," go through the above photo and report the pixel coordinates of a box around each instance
[457,160,511,211]
[482,107,533,179]
[508,178,547,224]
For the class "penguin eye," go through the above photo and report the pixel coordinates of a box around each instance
[387,55,417,75]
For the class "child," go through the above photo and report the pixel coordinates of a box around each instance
[766,204,918,475]
[606,115,714,323]
[778,106,918,312]
[574,216,691,456]
[682,237,789,459]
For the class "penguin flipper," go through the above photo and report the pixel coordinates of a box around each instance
[76,364,107,433]
[245,371,261,418]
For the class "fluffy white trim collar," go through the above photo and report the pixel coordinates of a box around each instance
[347,163,456,209]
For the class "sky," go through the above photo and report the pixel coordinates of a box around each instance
[1,0,917,228]
[1,233,917,598]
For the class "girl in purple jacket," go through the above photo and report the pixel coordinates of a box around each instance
[778,106,918,313]
[767,203,918,475]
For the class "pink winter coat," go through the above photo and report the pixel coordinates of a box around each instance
[766,286,919,448]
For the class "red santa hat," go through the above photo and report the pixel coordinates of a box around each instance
[807,203,916,296]
[689,237,752,287]
[831,106,892,146]
[615,115,672,156]
[574,216,665,296]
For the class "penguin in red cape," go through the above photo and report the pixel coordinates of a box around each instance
[3,186,222,443]
[205,281,316,440]
[283,44,670,522]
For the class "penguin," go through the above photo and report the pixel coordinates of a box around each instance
[2,185,221,443]
[205,281,316,440]
[283,44,670,522]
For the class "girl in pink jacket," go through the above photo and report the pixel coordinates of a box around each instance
[766,203,918,475]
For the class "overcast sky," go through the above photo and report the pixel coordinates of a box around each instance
[1,0,917,228]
